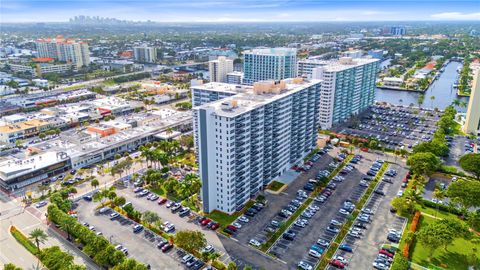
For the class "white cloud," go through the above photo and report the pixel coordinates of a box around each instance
[430,12,480,20]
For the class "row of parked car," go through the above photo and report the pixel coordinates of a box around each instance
[372,247,396,270]
[296,156,363,270]
[226,202,264,235]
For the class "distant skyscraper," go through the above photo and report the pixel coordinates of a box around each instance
[463,70,480,134]
[390,26,406,36]
[35,36,90,68]
[193,79,321,214]
[209,56,234,83]
[243,48,297,85]
[310,57,380,129]
[133,46,157,63]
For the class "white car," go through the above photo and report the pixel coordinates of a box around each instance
[361,208,374,214]
[294,220,307,228]
[348,230,361,238]
[308,249,322,258]
[298,261,313,270]
[249,239,261,247]
[238,216,249,223]
[339,209,350,215]
[373,262,388,270]
[359,180,369,187]
[232,222,242,229]
[397,190,404,197]
[330,219,342,226]
[334,255,349,265]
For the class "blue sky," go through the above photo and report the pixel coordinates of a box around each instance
[1,0,479,23]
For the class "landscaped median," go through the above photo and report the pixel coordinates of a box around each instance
[9,225,39,256]
[259,155,354,253]
[316,162,389,269]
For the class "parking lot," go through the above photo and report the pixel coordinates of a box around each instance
[231,147,340,246]
[445,135,478,167]
[331,164,409,270]
[74,200,185,269]
[229,148,388,270]
[336,105,441,150]
[115,187,228,255]
[293,154,376,270]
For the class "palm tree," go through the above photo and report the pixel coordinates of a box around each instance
[452,99,461,107]
[432,188,444,217]
[29,228,48,252]
[460,100,468,108]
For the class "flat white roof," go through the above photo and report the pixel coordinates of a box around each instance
[0,151,68,180]
[195,79,321,118]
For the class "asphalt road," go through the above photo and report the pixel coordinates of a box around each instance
[336,163,409,269]
[0,192,100,270]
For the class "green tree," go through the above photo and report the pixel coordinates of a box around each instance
[391,254,410,270]
[111,258,148,270]
[40,246,86,270]
[29,228,48,252]
[391,196,414,215]
[142,211,160,224]
[416,222,445,259]
[407,152,441,176]
[227,262,237,270]
[446,179,480,210]
[113,196,126,207]
[368,139,378,149]
[174,230,206,254]
[459,153,480,180]
[3,263,22,270]
[91,179,99,190]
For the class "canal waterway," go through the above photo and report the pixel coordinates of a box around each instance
[375,61,470,112]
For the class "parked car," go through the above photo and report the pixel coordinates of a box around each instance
[298,261,313,270]
[282,230,296,240]
[110,212,120,220]
[133,224,144,233]
[161,243,173,252]
[329,259,345,269]
[339,244,353,252]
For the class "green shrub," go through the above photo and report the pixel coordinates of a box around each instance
[212,260,226,270]
[10,226,38,255]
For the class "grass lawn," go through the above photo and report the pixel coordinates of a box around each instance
[416,205,460,220]
[410,215,480,270]
[150,186,166,196]
[267,181,285,192]
[207,200,255,227]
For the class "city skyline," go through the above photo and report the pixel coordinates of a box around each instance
[1,0,479,23]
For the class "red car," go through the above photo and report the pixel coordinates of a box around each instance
[210,223,219,230]
[201,218,211,226]
[402,177,409,183]
[161,243,173,252]
[379,249,394,258]
[157,198,167,205]
[226,225,238,232]
[329,259,345,269]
